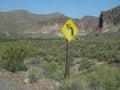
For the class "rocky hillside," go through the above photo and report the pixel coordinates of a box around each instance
[79,5,120,39]
[98,5,120,32]
[0,10,67,38]
[0,10,98,38]
[79,16,99,34]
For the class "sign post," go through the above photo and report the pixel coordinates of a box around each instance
[65,40,70,78]
[61,19,79,79]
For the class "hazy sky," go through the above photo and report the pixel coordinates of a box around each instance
[0,0,120,19]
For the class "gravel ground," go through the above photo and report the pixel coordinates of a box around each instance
[0,71,59,90]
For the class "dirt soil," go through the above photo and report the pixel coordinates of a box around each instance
[0,71,59,90]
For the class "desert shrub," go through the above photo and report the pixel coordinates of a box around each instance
[60,76,91,90]
[61,65,120,90]
[0,42,29,72]
[42,62,64,80]
[76,39,120,63]
[25,66,42,83]
[80,57,95,70]
[86,65,120,90]
[24,57,43,68]
[115,54,120,63]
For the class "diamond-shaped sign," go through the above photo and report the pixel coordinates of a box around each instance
[61,19,79,42]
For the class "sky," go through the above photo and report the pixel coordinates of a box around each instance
[0,0,120,19]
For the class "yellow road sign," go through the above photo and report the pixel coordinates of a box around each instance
[61,19,79,42]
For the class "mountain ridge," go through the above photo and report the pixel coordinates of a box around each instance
[0,10,98,38]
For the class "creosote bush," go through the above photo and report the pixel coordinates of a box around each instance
[86,65,120,90]
[61,65,120,90]
[80,57,95,70]
[0,42,29,72]
[42,62,64,80]
[60,75,91,90]
[26,66,42,83]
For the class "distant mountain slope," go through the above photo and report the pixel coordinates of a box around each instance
[80,5,120,39]
[0,10,98,38]
[98,5,120,32]
[79,16,99,33]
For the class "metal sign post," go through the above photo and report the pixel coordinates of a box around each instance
[64,40,70,79]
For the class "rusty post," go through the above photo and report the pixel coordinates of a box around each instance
[64,40,70,79]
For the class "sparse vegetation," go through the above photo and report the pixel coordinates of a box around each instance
[61,65,120,90]
[0,37,120,90]
[72,38,120,63]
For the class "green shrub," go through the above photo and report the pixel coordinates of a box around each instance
[0,42,29,72]
[61,65,120,90]
[86,65,120,90]
[42,62,64,80]
[60,76,91,90]
[26,66,42,83]
[80,57,94,70]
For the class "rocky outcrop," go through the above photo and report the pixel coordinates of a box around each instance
[98,5,120,32]
[79,16,99,33]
